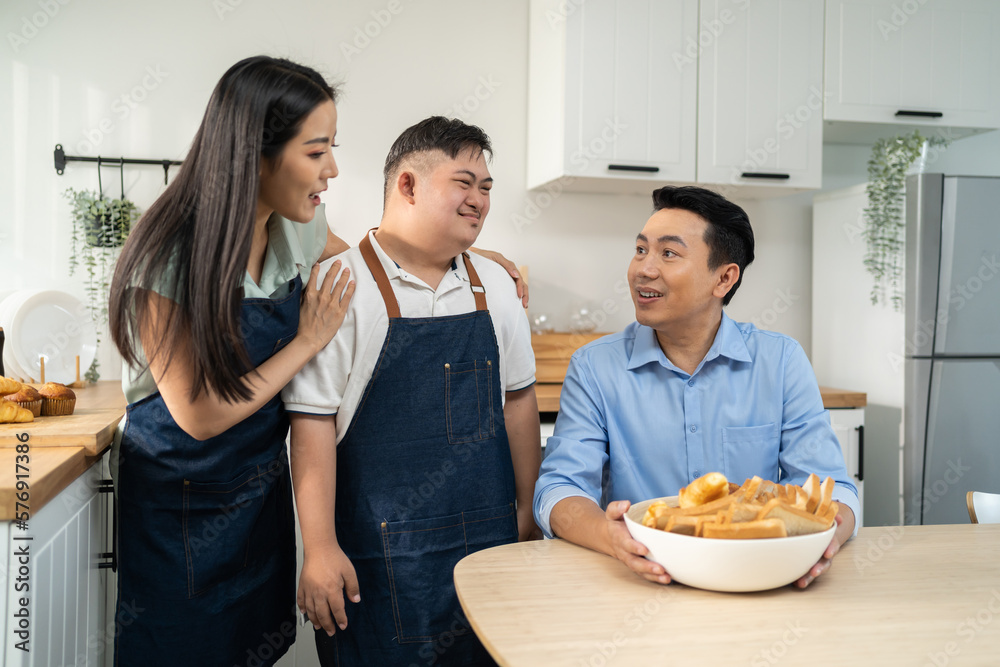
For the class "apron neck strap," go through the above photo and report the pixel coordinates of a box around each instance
[358,230,490,318]
[461,252,488,312]
[359,230,402,318]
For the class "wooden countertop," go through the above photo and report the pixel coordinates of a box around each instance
[455,524,1000,666]
[536,383,865,412]
[0,381,125,520]
[531,333,866,412]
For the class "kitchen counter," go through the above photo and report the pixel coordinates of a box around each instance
[455,524,1000,665]
[531,333,867,412]
[0,381,125,520]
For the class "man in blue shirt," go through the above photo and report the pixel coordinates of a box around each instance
[533,185,858,589]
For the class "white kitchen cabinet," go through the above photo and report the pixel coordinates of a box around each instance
[2,461,110,667]
[527,0,699,194]
[828,407,865,528]
[697,0,824,192]
[824,0,1000,144]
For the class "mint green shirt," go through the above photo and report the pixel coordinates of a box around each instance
[120,205,329,405]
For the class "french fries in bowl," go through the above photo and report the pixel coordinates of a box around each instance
[623,473,838,592]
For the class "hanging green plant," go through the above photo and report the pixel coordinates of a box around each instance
[863,130,949,311]
[63,187,140,382]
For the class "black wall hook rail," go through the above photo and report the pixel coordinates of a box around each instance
[54,144,182,184]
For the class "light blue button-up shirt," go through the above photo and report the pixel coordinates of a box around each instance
[533,313,860,538]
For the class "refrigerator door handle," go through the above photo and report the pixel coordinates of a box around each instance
[856,425,864,483]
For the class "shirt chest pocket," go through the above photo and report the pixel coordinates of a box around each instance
[721,423,780,483]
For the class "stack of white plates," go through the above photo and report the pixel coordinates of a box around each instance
[0,290,98,384]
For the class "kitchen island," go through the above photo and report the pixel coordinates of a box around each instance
[455,525,1000,666]
[0,382,124,666]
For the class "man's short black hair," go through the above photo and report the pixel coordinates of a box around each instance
[651,186,755,306]
[383,116,493,203]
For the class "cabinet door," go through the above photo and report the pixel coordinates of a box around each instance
[697,0,824,190]
[563,0,698,182]
[825,0,1000,131]
[828,407,865,527]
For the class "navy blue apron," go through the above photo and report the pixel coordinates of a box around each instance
[115,276,301,667]
[315,233,517,666]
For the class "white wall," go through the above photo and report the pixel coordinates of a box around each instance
[0,0,828,383]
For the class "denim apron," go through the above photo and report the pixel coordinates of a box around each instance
[315,234,517,666]
[115,276,301,667]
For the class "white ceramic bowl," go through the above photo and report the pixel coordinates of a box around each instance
[624,497,836,593]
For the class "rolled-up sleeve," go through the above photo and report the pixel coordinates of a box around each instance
[533,352,610,538]
[777,341,861,537]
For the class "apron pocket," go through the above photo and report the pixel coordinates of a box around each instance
[444,360,495,444]
[182,463,269,598]
[381,504,516,643]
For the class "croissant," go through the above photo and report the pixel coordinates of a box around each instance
[0,377,23,396]
[0,399,33,423]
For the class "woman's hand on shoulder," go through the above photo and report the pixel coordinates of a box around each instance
[468,247,529,308]
[297,260,355,355]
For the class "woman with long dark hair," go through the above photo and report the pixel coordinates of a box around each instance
[108,56,524,665]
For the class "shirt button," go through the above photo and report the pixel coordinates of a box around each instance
[693,470,702,478]
[688,380,695,387]
[690,426,697,433]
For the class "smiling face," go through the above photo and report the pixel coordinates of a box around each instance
[258,98,338,223]
[411,147,493,256]
[628,207,739,332]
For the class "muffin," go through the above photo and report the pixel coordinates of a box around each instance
[3,384,41,418]
[38,382,76,416]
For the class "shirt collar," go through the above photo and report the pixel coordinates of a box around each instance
[626,312,752,373]
[368,230,467,291]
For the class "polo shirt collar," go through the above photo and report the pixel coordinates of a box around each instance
[626,312,752,373]
[367,230,466,292]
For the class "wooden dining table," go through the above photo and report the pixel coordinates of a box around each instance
[454,524,1000,666]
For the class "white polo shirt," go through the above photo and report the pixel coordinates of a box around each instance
[282,230,536,443]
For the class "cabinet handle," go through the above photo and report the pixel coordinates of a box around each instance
[856,425,864,483]
[895,110,943,118]
[739,172,790,180]
[98,479,117,572]
[607,164,660,173]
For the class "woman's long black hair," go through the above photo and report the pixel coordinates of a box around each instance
[109,56,337,403]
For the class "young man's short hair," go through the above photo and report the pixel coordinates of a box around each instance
[382,116,493,204]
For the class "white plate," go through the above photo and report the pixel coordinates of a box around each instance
[0,291,33,381]
[8,291,97,384]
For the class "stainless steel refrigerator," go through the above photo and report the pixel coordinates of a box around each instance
[903,174,1000,525]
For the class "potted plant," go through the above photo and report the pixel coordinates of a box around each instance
[862,130,948,310]
[64,188,140,381]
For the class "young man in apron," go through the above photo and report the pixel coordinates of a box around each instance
[283,116,541,666]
